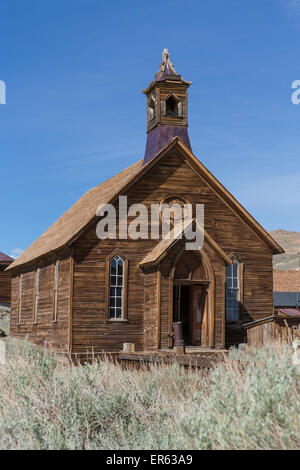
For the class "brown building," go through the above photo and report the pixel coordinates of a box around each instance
[0,251,13,306]
[7,50,283,356]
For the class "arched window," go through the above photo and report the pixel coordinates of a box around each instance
[166,95,178,117]
[226,258,243,321]
[226,259,239,321]
[106,252,128,320]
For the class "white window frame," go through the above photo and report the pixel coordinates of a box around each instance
[108,255,125,320]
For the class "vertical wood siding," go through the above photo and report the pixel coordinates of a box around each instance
[0,266,11,304]
[10,254,71,350]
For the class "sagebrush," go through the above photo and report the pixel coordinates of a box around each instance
[0,340,299,450]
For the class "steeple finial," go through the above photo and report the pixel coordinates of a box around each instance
[159,48,178,75]
[143,48,191,95]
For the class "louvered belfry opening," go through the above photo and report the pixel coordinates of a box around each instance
[166,95,178,117]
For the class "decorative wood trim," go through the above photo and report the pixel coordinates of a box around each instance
[32,268,39,325]
[140,222,232,270]
[200,250,215,348]
[198,224,232,266]
[168,244,216,348]
[163,91,180,102]
[221,266,227,348]
[238,263,244,317]
[105,249,128,321]
[157,270,161,349]
[173,279,210,285]
[68,249,74,354]
[52,260,59,323]
[17,273,23,325]
[168,277,173,348]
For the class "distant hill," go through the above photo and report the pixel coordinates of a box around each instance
[270,230,300,271]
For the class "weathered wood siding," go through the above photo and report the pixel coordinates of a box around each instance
[143,271,160,350]
[10,254,71,350]
[246,318,300,346]
[72,235,153,353]
[0,265,12,304]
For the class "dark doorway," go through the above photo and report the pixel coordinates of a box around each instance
[173,285,190,344]
[173,285,208,346]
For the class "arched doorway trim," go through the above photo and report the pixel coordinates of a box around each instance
[168,246,215,348]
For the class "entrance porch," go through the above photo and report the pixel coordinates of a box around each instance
[140,233,232,353]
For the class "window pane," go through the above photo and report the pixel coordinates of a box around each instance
[233,262,238,277]
[117,261,123,275]
[109,255,125,319]
[109,307,115,318]
[110,258,117,275]
[116,287,122,297]
[115,308,122,318]
[226,261,239,321]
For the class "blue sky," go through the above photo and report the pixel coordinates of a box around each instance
[0,0,300,258]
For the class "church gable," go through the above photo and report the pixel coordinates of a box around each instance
[71,139,281,267]
[117,145,280,260]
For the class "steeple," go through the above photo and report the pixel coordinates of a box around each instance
[142,49,192,165]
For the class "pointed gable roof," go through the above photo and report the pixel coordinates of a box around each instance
[0,251,13,264]
[8,137,283,271]
[8,159,144,270]
[140,219,233,270]
[142,48,191,94]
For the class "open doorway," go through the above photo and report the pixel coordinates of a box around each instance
[173,284,208,346]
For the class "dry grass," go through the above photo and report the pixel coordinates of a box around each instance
[0,340,299,450]
[0,306,10,336]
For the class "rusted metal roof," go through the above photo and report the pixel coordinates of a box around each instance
[278,308,300,317]
[0,251,13,263]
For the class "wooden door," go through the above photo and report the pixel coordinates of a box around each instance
[190,285,207,346]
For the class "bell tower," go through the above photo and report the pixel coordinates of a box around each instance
[142,49,192,165]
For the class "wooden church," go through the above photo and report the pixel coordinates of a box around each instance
[8,50,283,357]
